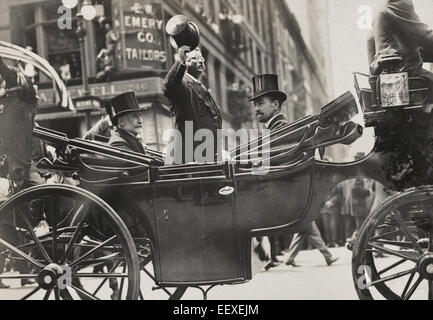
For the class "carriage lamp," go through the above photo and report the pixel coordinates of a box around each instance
[380,72,410,108]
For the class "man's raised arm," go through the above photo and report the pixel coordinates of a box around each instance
[162,45,191,98]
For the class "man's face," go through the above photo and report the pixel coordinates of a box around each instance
[118,112,143,136]
[186,49,205,75]
[254,96,280,123]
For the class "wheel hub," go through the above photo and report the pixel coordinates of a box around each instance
[418,253,433,280]
[37,263,62,290]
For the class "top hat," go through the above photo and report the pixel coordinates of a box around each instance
[249,74,287,103]
[106,91,142,124]
[166,15,200,50]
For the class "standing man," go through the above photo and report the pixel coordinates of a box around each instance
[163,46,222,163]
[321,177,343,248]
[0,56,38,185]
[0,56,38,288]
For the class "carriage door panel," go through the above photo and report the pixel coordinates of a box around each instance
[153,180,240,284]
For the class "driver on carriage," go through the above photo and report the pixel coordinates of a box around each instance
[368,0,433,101]
[105,91,147,154]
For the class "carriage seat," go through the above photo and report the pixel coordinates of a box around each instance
[269,91,361,154]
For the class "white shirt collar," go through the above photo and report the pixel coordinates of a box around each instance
[265,113,283,129]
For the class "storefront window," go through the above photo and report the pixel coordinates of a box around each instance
[46,26,81,83]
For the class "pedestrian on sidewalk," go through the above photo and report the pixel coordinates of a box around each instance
[285,221,339,267]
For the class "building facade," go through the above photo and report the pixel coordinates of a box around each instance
[0,0,334,151]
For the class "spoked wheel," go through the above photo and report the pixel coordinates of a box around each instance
[134,238,187,300]
[352,186,433,300]
[0,185,140,300]
[103,195,188,301]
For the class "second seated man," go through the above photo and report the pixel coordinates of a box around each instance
[250,74,339,268]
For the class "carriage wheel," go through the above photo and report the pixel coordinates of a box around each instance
[352,186,433,300]
[0,185,140,300]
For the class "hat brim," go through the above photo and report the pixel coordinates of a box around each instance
[169,22,200,50]
[249,90,287,103]
[112,109,143,123]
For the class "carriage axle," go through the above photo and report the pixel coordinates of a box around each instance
[37,263,64,290]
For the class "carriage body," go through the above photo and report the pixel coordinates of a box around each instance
[73,155,317,286]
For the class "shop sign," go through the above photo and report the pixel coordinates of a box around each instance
[112,0,168,72]
[37,77,164,109]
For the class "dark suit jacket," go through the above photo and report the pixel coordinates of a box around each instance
[265,114,292,166]
[0,57,36,181]
[163,61,222,163]
[266,113,289,131]
[108,129,145,154]
[368,0,433,76]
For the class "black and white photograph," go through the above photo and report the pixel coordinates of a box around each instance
[0,0,433,306]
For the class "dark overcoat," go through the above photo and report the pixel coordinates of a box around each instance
[368,0,433,77]
[163,61,222,163]
[108,128,146,154]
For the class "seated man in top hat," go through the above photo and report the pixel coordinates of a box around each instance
[106,92,146,154]
[250,74,288,270]
[250,74,288,131]
[250,74,339,269]
[163,16,222,164]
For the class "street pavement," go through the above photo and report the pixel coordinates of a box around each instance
[0,246,357,300]
[180,246,359,300]
[1,246,429,300]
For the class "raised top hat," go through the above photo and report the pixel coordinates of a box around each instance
[249,74,287,102]
[106,91,142,124]
[166,14,200,50]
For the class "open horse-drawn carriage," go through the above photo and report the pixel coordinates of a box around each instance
[0,52,433,300]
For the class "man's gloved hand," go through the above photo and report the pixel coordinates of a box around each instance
[176,45,191,65]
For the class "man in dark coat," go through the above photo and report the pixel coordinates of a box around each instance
[368,0,433,99]
[0,56,38,184]
[250,74,289,270]
[163,46,222,164]
[0,57,38,288]
[251,74,339,269]
[106,92,146,154]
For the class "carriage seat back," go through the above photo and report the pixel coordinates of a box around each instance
[36,152,150,185]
